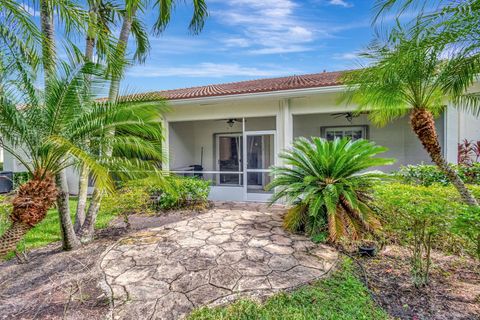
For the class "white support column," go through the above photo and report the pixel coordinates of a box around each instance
[163,118,170,171]
[276,98,293,165]
[444,103,459,164]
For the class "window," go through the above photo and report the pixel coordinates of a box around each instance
[322,126,368,141]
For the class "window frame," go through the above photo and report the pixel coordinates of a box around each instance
[320,125,369,141]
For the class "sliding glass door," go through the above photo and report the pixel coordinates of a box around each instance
[216,134,243,186]
[244,131,275,202]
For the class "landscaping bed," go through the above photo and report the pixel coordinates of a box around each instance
[0,211,198,320]
[362,246,480,320]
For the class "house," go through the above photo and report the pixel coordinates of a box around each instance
[158,71,480,202]
[3,70,480,201]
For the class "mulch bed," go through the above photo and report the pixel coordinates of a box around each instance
[0,211,198,320]
[360,246,480,320]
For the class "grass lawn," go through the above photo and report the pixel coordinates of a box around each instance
[0,197,118,258]
[188,259,388,320]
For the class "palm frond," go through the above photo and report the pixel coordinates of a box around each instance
[269,137,394,242]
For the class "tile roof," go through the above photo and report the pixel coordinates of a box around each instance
[154,70,345,101]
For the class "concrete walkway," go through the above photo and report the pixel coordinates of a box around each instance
[100,205,339,320]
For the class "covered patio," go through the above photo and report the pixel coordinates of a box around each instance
[168,116,276,202]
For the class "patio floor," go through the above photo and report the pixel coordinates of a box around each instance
[100,204,339,320]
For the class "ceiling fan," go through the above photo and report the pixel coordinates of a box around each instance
[331,112,357,123]
[215,118,244,127]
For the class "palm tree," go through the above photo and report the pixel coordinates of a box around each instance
[75,0,154,233]
[374,1,480,55]
[80,0,208,241]
[268,137,394,242]
[0,62,167,258]
[342,24,480,206]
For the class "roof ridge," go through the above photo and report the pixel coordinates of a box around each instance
[153,69,347,94]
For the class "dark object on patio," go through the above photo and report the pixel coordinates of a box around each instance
[190,164,203,178]
[359,244,376,257]
[0,171,13,193]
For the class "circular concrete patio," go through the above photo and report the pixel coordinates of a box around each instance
[100,206,339,320]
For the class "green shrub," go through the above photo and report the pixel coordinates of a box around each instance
[373,182,480,284]
[153,175,210,211]
[100,175,211,218]
[0,195,12,236]
[268,137,394,243]
[452,206,480,260]
[396,163,480,186]
[100,183,153,226]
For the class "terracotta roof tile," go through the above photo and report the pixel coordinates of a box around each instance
[153,70,345,101]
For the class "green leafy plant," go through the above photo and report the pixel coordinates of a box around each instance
[452,206,480,260]
[268,137,394,243]
[373,182,477,286]
[153,176,211,211]
[0,195,12,237]
[100,184,153,228]
[104,175,211,215]
[396,164,480,186]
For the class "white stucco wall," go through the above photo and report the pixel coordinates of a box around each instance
[459,110,480,142]
[292,113,444,170]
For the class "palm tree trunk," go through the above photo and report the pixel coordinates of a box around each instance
[0,221,31,258]
[40,0,80,248]
[0,171,58,258]
[410,108,478,206]
[74,164,89,233]
[79,190,101,243]
[56,172,80,250]
[40,0,55,80]
[80,8,136,242]
[74,4,97,233]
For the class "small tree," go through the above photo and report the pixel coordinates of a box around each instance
[343,23,480,206]
[375,184,459,286]
[0,62,167,258]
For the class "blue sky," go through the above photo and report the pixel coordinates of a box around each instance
[21,0,399,92]
[124,0,381,92]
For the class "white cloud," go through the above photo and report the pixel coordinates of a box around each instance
[146,36,212,54]
[128,62,300,78]
[334,52,360,60]
[329,0,353,8]
[223,38,251,48]
[211,0,316,55]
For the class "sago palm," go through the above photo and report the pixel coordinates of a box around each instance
[0,62,167,258]
[342,24,480,206]
[268,137,394,242]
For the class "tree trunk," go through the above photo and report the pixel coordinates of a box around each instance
[75,4,97,233]
[40,0,55,81]
[40,0,80,249]
[56,172,80,250]
[0,171,58,258]
[81,8,136,242]
[410,108,478,206]
[79,190,102,243]
[0,222,31,258]
[74,164,89,233]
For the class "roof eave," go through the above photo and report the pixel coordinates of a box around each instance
[167,84,346,106]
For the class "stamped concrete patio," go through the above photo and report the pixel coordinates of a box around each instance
[100,203,339,320]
